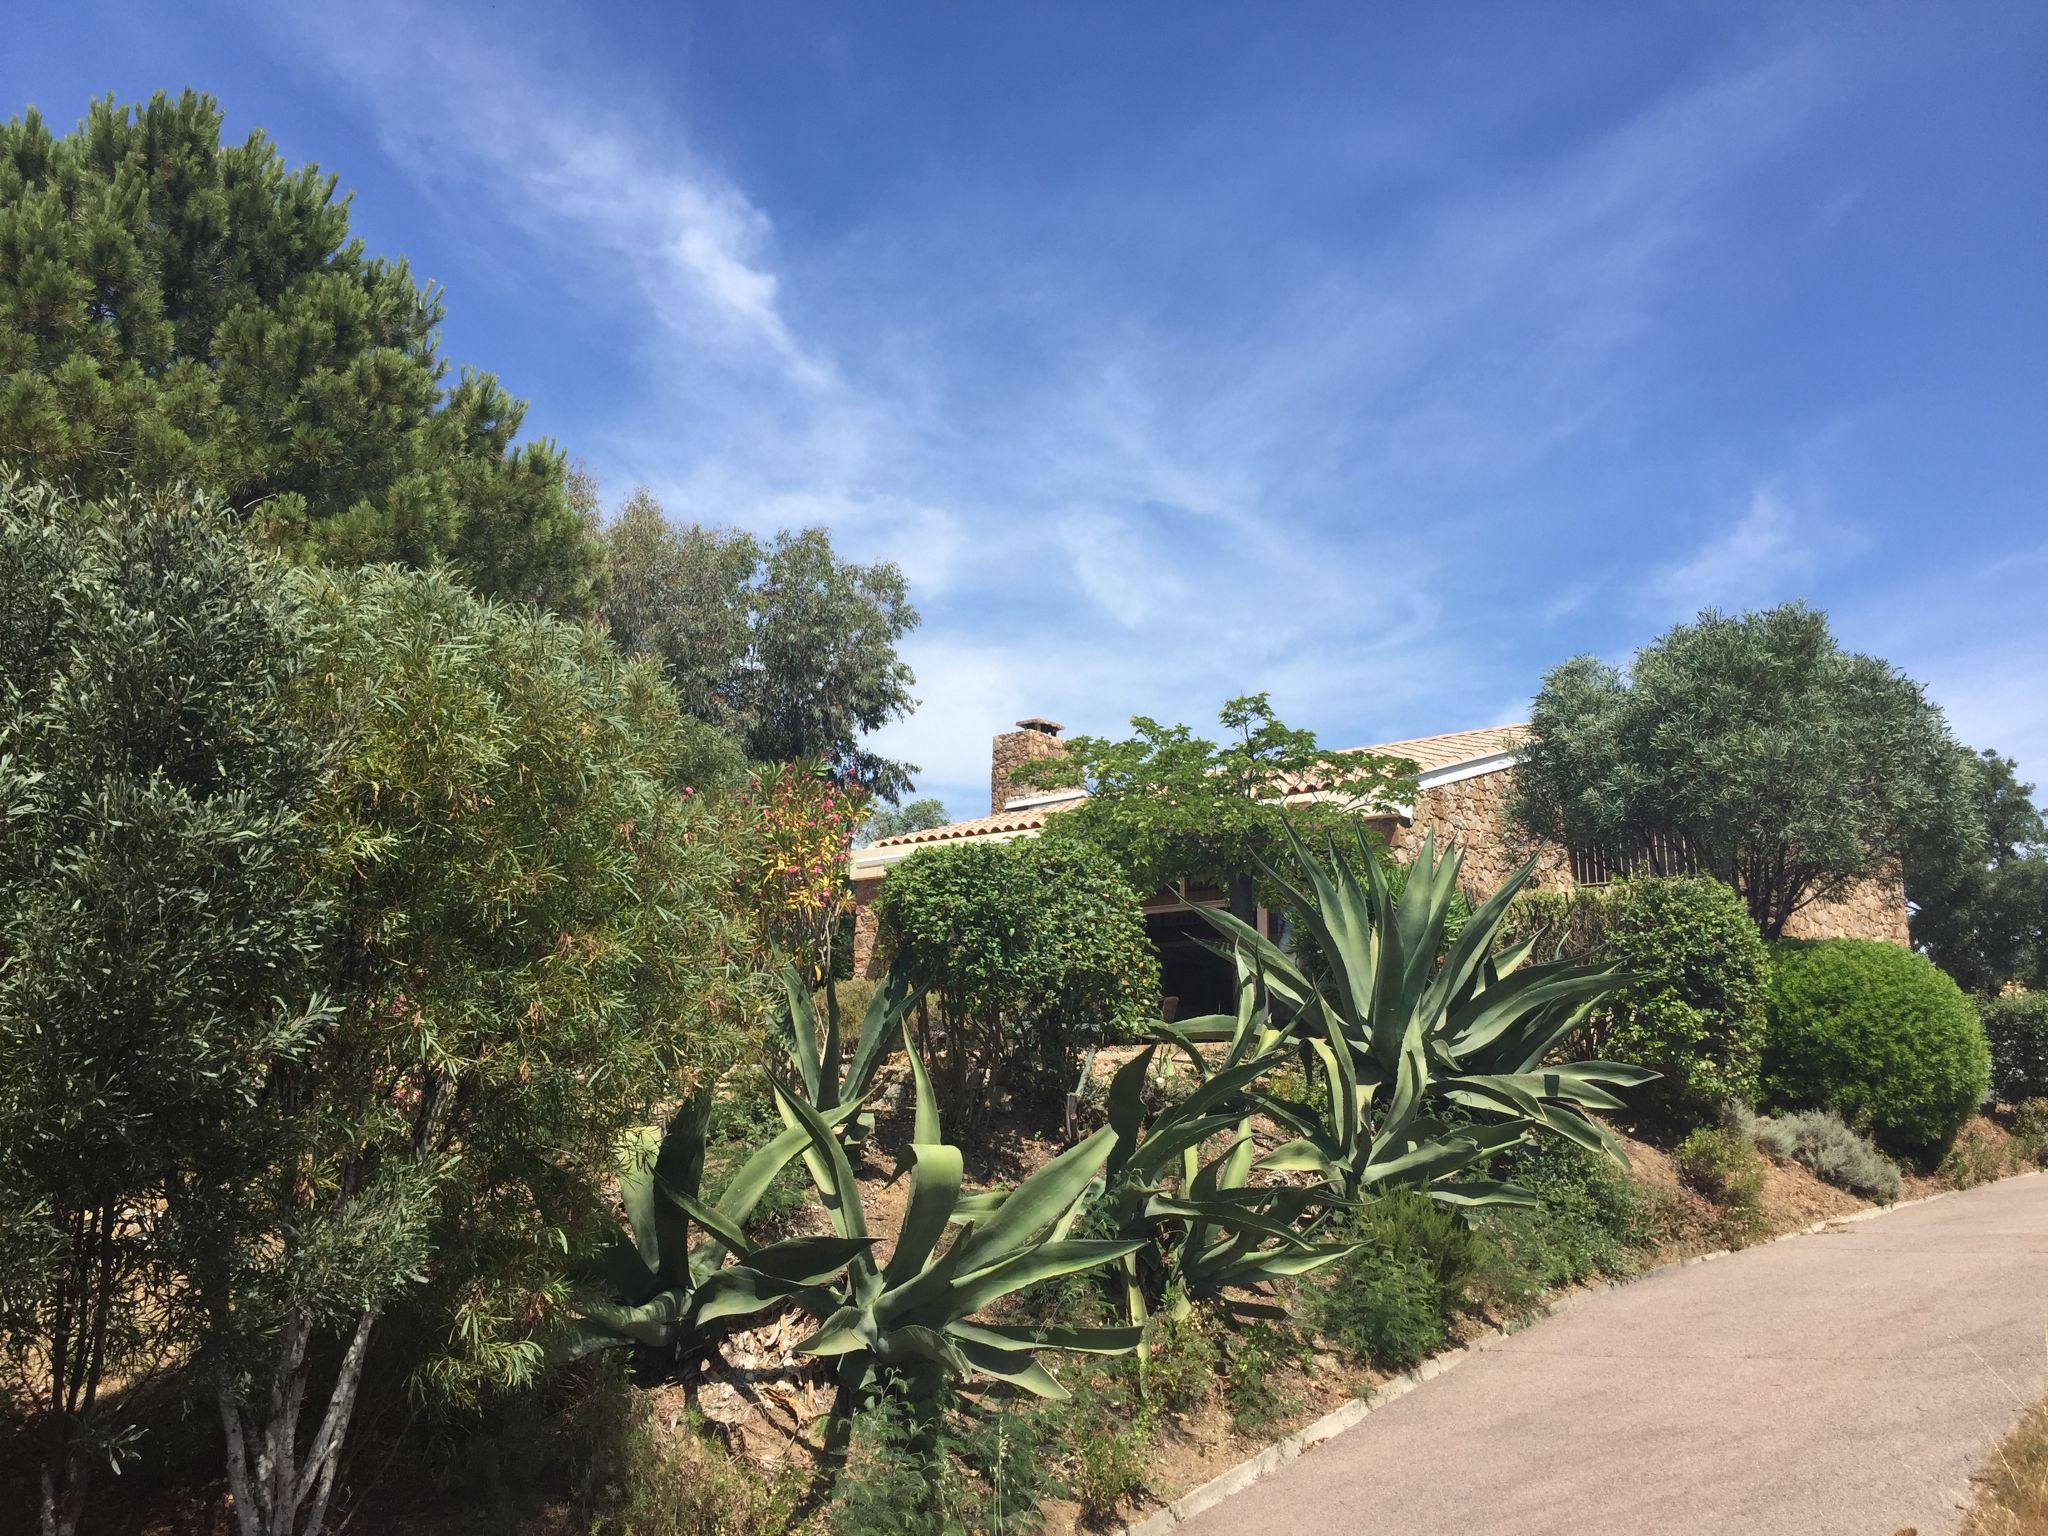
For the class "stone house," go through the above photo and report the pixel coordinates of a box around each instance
[849,718,1909,1013]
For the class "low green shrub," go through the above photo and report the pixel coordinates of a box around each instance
[1072,1421,1149,1520]
[1349,1191,1487,1299]
[827,1392,1065,1536]
[1221,1320,1309,1434]
[1143,1305,1221,1418]
[1749,1107,1901,1202]
[1312,1191,1488,1370]
[1480,1138,1658,1294]
[1938,1128,2009,1191]
[1764,939,1991,1159]
[1675,1126,1768,1245]
[580,1373,805,1536]
[2011,1098,2048,1168]
[1312,1250,1447,1372]
[1982,992,2048,1106]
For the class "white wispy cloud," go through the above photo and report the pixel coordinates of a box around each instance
[1654,489,1812,615]
[272,9,1942,814]
[272,7,829,389]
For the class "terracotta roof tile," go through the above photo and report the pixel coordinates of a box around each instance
[1273,724,1530,795]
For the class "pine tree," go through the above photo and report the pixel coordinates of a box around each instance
[0,90,601,612]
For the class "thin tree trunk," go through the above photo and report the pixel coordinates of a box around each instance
[220,1309,377,1536]
[1227,872,1256,927]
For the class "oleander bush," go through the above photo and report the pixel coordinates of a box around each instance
[1747,1107,1901,1202]
[1982,991,2048,1106]
[1764,939,1991,1159]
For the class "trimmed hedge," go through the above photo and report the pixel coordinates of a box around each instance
[875,837,1157,1111]
[1763,939,1990,1159]
[1599,878,1768,1127]
[1504,876,1766,1129]
[1981,991,2048,1105]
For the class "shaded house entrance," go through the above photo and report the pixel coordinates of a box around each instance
[1144,896,1241,1021]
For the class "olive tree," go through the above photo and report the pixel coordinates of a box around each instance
[0,478,331,1536]
[1512,604,1978,939]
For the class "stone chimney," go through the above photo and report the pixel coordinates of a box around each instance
[991,717,1068,813]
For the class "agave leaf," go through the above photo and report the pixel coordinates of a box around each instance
[953,1338,1070,1399]
[773,1081,869,1244]
[841,963,915,1106]
[884,1143,965,1287]
[745,1234,875,1285]
[903,1023,942,1148]
[944,1239,1145,1320]
[950,1321,1145,1355]
[954,1126,1119,1272]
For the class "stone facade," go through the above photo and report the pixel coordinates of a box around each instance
[1780,874,1911,944]
[989,719,1068,813]
[1379,768,1573,896]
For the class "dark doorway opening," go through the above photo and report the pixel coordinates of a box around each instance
[1145,906,1239,1021]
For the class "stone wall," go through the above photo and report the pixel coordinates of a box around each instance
[1781,875,1911,944]
[1380,769,1573,895]
[1382,765,1911,946]
[850,885,882,978]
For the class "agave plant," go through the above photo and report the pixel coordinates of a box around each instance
[1093,965,1359,1341]
[782,1039,1142,1444]
[772,958,919,1146]
[1193,826,1656,1198]
[569,1083,873,1366]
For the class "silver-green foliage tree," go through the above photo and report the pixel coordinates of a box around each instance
[0,91,601,612]
[1512,603,1979,939]
[599,489,919,798]
[0,478,332,1536]
[199,566,749,1536]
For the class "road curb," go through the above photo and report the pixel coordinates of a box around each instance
[1115,1167,2041,1535]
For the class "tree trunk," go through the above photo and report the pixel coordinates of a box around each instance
[220,1309,376,1536]
[1227,872,1257,928]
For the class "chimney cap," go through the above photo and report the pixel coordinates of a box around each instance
[1015,717,1064,736]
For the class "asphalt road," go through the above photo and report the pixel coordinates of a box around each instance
[1174,1172,2048,1536]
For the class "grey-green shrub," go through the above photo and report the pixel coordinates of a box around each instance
[1981,991,2048,1105]
[1764,938,1991,1158]
[1750,1108,1901,1202]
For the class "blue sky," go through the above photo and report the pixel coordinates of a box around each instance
[9,2,2046,818]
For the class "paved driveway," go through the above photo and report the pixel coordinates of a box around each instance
[1174,1173,2048,1536]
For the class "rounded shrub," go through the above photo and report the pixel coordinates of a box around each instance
[1980,991,2048,1106]
[1763,939,1991,1159]
[1595,877,1770,1128]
